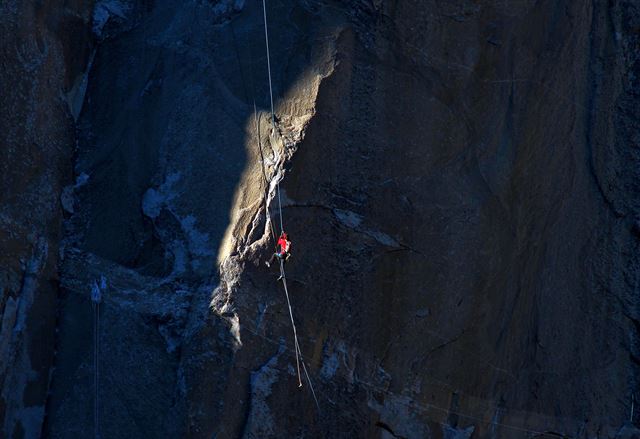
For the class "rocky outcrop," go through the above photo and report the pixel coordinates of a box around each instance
[2,0,640,438]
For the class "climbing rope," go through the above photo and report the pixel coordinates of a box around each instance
[260,0,320,406]
[261,0,284,233]
[298,349,320,409]
[279,260,302,387]
[278,260,320,406]
[230,11,278,245]
[261,0,276,134]
[94,301,99,439]
[254,102,278,243]
[90,279,102,439]
[277,173,284,233]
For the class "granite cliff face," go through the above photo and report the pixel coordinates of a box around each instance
[0,1,94,437]
[1,1,640,438]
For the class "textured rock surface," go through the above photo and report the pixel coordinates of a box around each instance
[0,1,94,437]
[2,0,640,438]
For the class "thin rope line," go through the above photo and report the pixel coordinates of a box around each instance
[279,259,321,411]
[260,0,318,413]
[93,302,96,437]
[97,302,99,439]
[277,179,283,233]
[233,13,278,245]
[261,0,276,131]
[280,259,302,387]
[254,102,278,243]
[297,343,320,411]
[261,0,284,233]
[94,301,99,439]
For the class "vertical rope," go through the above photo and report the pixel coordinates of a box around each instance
[91,279,103,439]
[254,101,278,243]
[94,301,99,439]
[280,259,302,387]
[232,11,277,244]
[298,347,320,410]
[261,0,318,410]
[261,0,284,233]
[277,178,283,233]
[280,262,320,409]
[261,0,276,131]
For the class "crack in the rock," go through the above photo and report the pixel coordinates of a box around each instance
[375,421,408,439]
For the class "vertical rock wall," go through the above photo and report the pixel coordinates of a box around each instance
[214,1,640,437]
[0,1,93,437]
[2,0,639,438]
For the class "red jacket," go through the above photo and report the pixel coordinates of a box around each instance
[277,237,290,254]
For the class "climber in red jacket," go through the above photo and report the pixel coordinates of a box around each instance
[265,232,291,274]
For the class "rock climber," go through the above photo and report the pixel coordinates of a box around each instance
[265,231,291,278]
